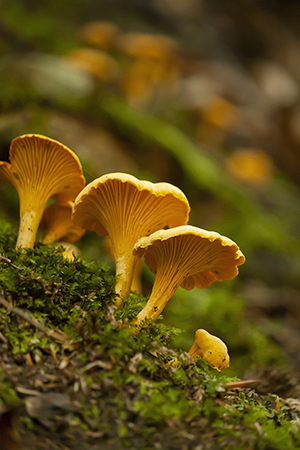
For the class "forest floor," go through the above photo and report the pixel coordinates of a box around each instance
[1,223,300,450]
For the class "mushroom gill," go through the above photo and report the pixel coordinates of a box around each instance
[40,201,86,244]
[0,134,85,248]
[132,225,245,328]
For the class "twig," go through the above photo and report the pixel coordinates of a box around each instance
[0,330,8,344]
[0,295,70,344]
[0,255,24,271]
[0,295,49,333]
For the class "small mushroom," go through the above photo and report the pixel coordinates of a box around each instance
[40,201,86,244]
[72,173,190,307]
[78,21,120,49]
[56,242,81,262]
[0,134,85,248]
[116,32,180,108]
[64,48,120,83]
[132,225,245,327]
[189,329,230,372]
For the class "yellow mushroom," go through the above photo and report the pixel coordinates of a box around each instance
[167,329,229,372]
[0,134,85,248]
[40,201,86,245]
[71,173,190,307]
[189,329,230,372]
[132,225,245,328]
[58,242,81,262]
[78,21,120,49]
[116,32,180,108]
[64,48,120,83]
[225,147,274,188]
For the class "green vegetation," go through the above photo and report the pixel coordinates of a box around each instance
[0,221,299,449]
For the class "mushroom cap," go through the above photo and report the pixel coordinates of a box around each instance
[49,242,81,261]
[72,172,190,238]
[117,32,178,60]
[192,329,230,371]
[0,134,85,207]
[78,21,120,49]
[40,201,86,244]
[65,48,120,82]
[134,225,245,289]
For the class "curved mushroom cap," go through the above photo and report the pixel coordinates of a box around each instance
[134,225,245,290]
[65,48,120,83]
[117,32,178,60]
[72,173,190,236]
[59,242,81,261]
[78,21,120,49]
[40,201,86,244]
[0,134,85,247]
[189,329,230,372]
[49,242,81,262]
[72,172,190,302]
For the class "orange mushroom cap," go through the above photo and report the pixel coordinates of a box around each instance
[0,134,85,248]
[78,21,120,49]
[117,32,178,60]
[132,225,245,327]
[57,242,81,262]
[40,201,86,244]
[64,48,120,83]
[189,329,230,372]
[72,173,190,306]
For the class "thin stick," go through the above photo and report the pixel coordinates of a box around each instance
[0,255,24,271]
[0,295,70,344]
[0,295,49,333]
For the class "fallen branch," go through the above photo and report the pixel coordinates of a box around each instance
[0,295,69,343]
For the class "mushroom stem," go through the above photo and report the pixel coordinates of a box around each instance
[188,342,199,358]
[114,253,138,308]
[132,268,181,327]
[16,209,44,248]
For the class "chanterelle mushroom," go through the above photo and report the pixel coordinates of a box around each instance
[71,173,190,307]
[40,201,86,245]
[132,225,245,328]
[189,329,230,372]
[0,134,85,248]
[167,328,229,372]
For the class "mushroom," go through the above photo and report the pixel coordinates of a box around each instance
[0,134,85,248]
[71,173,190,307]
[40,201,86,244]
[64,48,120,83]
[78,21,120,49]
[189,329,229,372]
[55,242,81,262]
[116,32,180,108]
[167,328,229,372]
[132,225,245,328]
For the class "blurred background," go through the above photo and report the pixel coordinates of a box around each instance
[1,0,300,380]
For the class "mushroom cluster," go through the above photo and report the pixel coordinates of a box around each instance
[71,172,190,307]
[0,134,85,249]
[0,133,245,371]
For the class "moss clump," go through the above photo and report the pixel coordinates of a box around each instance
[0,220,299,450]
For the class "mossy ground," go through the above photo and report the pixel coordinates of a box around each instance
[0,221,300,450]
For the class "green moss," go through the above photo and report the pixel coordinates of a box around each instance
[0,219,299,449]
